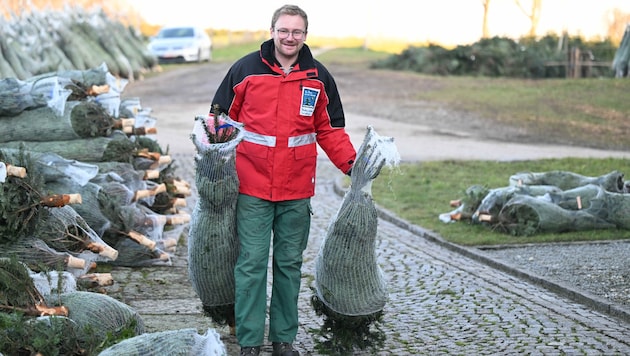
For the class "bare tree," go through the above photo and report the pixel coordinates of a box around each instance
[514,0,542,38]
[481,0,491,38]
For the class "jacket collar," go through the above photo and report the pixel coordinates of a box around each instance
[260,39,316,74]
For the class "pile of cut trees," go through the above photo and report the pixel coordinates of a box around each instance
[0,64,192,281]
[440,170,630,236]
[0,7,157,81]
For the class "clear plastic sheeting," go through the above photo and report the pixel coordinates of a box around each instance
[36,205,118,262]
[30,270,78,298]
[0,148,99,186]
[314,125,400,316]
[98,328,227,356]
[28,74,74,115]
[0,162,6,183]
[0,76,72,116]
[44,179,112,237]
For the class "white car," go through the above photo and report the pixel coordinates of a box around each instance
[148,26,212,63]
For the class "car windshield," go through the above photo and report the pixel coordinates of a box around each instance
[158,28,194,38]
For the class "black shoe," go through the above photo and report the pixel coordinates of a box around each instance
[240,346,261,356]
[272,342,299,356]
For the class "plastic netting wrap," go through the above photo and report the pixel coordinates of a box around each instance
[0,147,100,248]
[509,170,625,192]
[545,184,604,210]
[314,125,400,316]
[0,237,93,276]
[1,258,49,312]
[98,328,227,356]
[497,194,616,236]
[444,170,630,236]
[46,291,145,341]
[0,100,114,143]
[0,130,138,163]
[92,162,149,192]
[446,184,490,221]
[97,180,139,206]
[546,183,630,229]
[593,188,630,229]
[105,238,172,267]
[119,204,167,241]
[92,176,167,253]
[187,114,244,326]
[471,185,563,222]
[99,202,167,255]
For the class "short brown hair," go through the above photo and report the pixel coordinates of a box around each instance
[271,4,308,31]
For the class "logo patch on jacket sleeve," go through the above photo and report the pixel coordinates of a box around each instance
[300,86,320,116]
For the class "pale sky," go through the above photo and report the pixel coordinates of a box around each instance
[127,0,629,45]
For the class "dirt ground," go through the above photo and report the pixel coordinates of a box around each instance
[123,61,630,161]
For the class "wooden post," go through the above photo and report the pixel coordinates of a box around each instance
[572,47,581,78]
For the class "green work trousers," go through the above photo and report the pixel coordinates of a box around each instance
[234,194,311,347]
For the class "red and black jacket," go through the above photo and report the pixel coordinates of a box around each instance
[211,39,356,201]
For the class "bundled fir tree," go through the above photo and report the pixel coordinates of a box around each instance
[312,126,400,354]
[187,111,245,333]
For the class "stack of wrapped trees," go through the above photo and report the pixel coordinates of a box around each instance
[440,169,630,236]
[0,258,148,355]
[0,6,157,81]
[0,64,192,279]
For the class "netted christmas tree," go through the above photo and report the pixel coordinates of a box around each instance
[188,110,245,332]
[312,125,400,354]
[97,327,227,356]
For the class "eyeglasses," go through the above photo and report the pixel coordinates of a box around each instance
[275,28,306,40]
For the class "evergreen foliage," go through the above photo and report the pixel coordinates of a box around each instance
[372,35,618,78]
[0,148,45,244]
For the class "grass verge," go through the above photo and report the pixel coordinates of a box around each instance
[371,158,630,246]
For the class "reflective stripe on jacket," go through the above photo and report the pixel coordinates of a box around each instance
[212,40,356,201]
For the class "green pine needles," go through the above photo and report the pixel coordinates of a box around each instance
[310,291,386,355]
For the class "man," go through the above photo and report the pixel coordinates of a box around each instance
[210,4,356,356]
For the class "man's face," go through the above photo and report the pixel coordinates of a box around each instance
[271,14,307,61]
